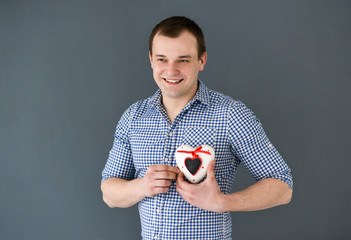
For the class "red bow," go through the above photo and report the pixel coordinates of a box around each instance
[176,146,211,158]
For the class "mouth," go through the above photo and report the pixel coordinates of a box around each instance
[163,78,184,84]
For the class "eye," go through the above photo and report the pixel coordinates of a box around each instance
[179,59,189,63]
[157,58,166,62]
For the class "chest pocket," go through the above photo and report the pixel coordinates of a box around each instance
[130,129,165,171]
[182,127,216,148]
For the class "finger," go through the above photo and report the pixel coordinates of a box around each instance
[148,165,180,176]
[176,172,186,190]
[176,177,186,197]
[177,172,194,192]
[163,166,180,174]
[177,171,184,185]
[150,165,180,174]
[178,171,189,184]
[177,184,194,203]
[153,186,170,195]
[154,179,173,187]
[176,175,197,204]
[154,171,178,180]
[206,160,216,181]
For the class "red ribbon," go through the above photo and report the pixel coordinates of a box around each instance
[176,146,211,158]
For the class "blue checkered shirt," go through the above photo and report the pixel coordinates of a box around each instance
[102,81,293,240]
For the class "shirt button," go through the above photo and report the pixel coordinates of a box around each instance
[156,208,161,214]
[168,132,173,137]
[164,157,169,162]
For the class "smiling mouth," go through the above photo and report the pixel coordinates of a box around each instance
[163,78,184,83]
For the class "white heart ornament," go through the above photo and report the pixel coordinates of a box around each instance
[175,145,215,183]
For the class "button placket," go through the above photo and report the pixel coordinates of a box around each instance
[153,193,164,239]
[164,126,174,165]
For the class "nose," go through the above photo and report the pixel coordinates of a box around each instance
[166,62,180,76]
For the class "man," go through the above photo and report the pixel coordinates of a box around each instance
[101,16,293,239]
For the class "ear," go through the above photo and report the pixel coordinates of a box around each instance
[149,51,154,69]
[199,52,207,71]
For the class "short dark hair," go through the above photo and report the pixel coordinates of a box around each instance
[149,16,206,59]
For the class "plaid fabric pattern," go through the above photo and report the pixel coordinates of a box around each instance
[102,81,293,240]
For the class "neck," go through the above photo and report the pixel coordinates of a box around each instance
[161,93,197,123]
[161,97,188,123]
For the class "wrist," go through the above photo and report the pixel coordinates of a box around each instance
[213,193,229,213]
[216,192,242,213]
[133,177,147,199]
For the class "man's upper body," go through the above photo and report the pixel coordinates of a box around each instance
[101,16,293,240]
[102,81,292,239]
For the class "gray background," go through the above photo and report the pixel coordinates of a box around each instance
[1,0,350,239]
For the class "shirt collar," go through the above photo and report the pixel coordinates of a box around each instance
[194,80,210,106]
[150,80,211,109]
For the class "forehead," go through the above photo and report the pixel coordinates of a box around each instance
[152,31,198,56]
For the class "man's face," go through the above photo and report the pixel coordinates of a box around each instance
[149,31,207,103]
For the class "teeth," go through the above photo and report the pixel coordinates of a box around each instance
[164,78,183,83]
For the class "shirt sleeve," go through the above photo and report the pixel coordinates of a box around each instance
[227,101,293,189]
[101,106,135,183]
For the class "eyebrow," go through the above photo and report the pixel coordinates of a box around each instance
[179,55,192,59]
[155,54,192,59]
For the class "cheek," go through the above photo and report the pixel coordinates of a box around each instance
[152,66,162,76]
[180,66,193,75]
[153,64,166,73]
[187,68,199,77]
[186,64,201,74]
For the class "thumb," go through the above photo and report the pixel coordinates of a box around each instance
[177,171,184,182]
[206,160,216,180]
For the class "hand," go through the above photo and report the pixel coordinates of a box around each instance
[141,165,179,198]
[176,161,224,212]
